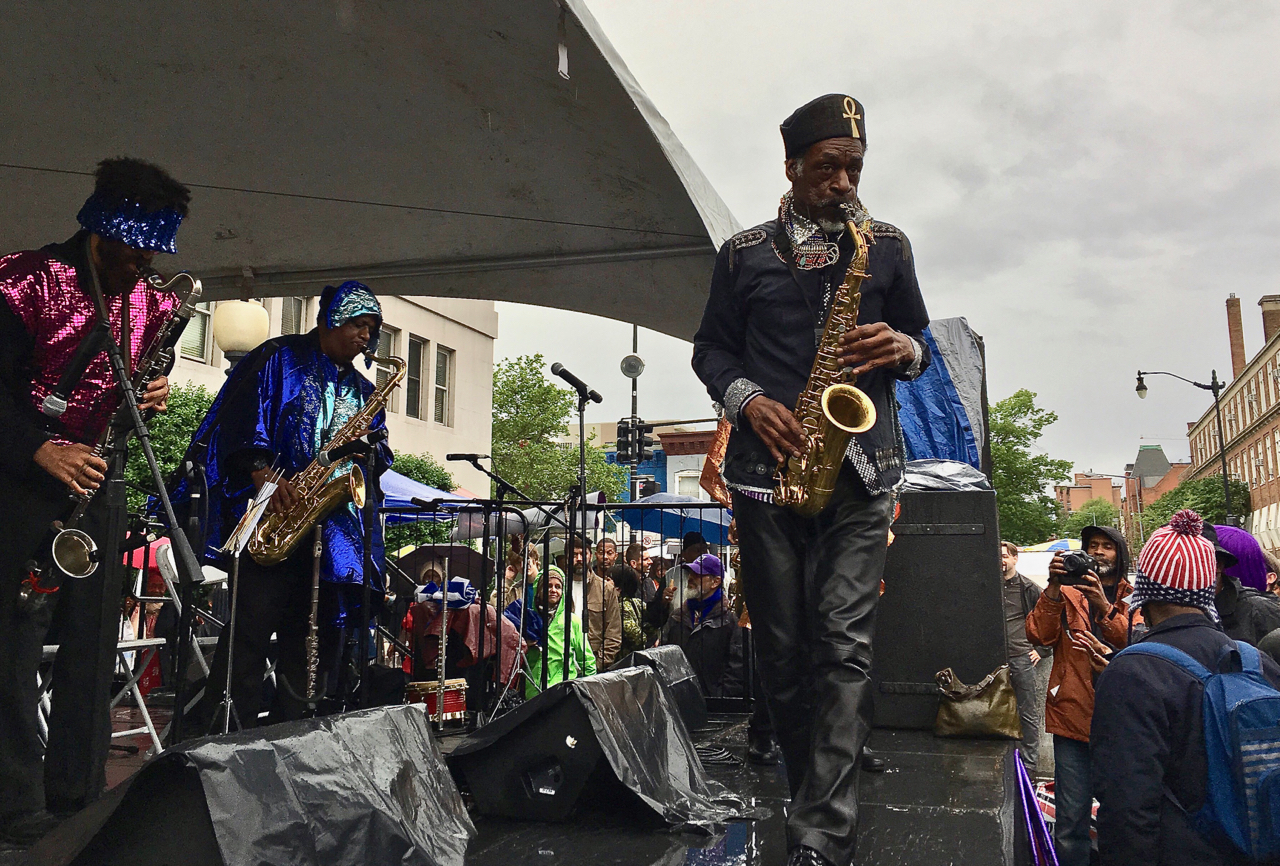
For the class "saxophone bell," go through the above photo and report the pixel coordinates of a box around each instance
[822,383,876,436]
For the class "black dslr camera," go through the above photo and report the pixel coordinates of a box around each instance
[1058,551,1097,586]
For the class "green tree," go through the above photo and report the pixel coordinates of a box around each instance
[384,451,456,553]
[990,389,1074,545]
[492,354,627,501]
[1137,474,1251,542]
[1061,496,1120,538]
[124,382,215,510]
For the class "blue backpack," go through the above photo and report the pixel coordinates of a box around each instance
[1117,639,1280,859]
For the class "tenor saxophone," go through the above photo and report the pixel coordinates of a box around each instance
[247,351,406,566]
[773,213,877,517]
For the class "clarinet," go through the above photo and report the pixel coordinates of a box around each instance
[18,272,203,610]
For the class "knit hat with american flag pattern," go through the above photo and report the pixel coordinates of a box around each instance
[1130,509,1219,621]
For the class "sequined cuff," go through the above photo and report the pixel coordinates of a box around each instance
[899,337,925,380]
[723,378,765,427]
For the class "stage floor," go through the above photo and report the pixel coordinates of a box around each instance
[1,710,1019,865]
[455,717,1020,866]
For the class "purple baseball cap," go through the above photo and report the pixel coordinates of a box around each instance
[687,554,724,578]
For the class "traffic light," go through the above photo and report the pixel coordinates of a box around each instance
[615,417,636,464]
[638,477,659,497]
[636,421,656,464]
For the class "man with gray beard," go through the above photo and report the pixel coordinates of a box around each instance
[693,94,931,866]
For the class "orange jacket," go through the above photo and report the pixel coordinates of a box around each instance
[1025,579,1134,743]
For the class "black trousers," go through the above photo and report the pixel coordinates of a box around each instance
[733,475,892,866]
[198,547,344,730]
[0,459,127,820]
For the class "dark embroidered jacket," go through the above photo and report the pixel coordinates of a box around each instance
[691,218,931,493]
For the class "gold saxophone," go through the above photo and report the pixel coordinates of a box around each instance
[248,351,406,566]
[773,213,877,517]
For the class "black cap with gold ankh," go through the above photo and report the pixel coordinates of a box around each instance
[780,94,866,158]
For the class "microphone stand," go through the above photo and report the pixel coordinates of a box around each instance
[97,328,206,597]
[169,458,204,743]
[572,388,590,684]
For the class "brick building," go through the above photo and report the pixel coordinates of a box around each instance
[1055,472,1122,515]
[1185,294,1280,552]
[1120,445,1190,544]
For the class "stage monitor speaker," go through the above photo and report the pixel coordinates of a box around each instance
[24,705,473,866]
[872,489,1007,729]
[613,645,708,732]
[448,680,616,823]
[448,668,740,829]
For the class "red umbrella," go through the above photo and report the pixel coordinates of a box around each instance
[124,538,171,596]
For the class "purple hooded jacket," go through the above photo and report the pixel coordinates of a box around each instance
[1213,524,1269,592]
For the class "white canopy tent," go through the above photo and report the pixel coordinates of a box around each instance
[0,1,737,340]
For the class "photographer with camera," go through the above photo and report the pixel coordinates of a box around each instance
[1026,525,1133,866]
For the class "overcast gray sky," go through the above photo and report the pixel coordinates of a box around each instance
[495,1,1280,477]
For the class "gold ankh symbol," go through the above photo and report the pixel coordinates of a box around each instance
[843,97,861,138]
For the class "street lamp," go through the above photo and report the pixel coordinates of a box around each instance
[211,299,270,371]
[1135,368,1234,525]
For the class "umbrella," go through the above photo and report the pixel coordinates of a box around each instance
[1020,539,1081,552]
[619,493,732,545]
[381,469,470,525]
[449,492,608,542]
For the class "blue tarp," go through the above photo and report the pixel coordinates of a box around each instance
[896,318,984,470]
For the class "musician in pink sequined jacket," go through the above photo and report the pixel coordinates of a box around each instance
[0,158,189,845]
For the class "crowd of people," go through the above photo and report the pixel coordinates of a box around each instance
[400,530,759,717]
[1002,513,1280,865]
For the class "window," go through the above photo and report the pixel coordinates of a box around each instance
[280,297,306,335]
[433,345,454,426]
[373,326,399,412]
[180,301,212,362]
[405,335,426,420]
[677,473,704,499]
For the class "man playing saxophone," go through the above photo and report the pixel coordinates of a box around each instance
[182,280,392,729]
[691,95,931,866]
[0,158,188,844]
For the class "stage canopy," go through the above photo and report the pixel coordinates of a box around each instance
[0,1,737,341]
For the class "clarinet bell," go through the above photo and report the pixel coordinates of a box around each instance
[51,528,100,579]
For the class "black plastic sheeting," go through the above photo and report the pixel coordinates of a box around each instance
[613,645,709,732]
[569,667,746,832]
[165,705,473,866]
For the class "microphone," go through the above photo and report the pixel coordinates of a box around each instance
[446,453,490,462]
[550,363,603,404]
[317,429,388,468]
[42,321,111,418]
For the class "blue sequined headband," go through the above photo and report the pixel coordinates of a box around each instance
[76,192,184,254]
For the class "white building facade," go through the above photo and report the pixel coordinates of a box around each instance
[168,294,496,497]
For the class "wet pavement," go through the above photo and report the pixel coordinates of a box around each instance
[457,718,1020,866]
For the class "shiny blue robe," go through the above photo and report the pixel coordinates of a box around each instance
[173,331,391,624]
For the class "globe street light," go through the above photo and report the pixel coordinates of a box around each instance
[211,299,270,371]
[1135,368,1233,525]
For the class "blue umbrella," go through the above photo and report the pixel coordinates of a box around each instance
[619,493,732,545]
[380,469,469,525]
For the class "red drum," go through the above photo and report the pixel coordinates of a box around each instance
[406,679,468,721]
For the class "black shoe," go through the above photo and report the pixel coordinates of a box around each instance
[0,810,62,846]
[747,735,780,765]
[861,751,887,773]
[786,845,835,866]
